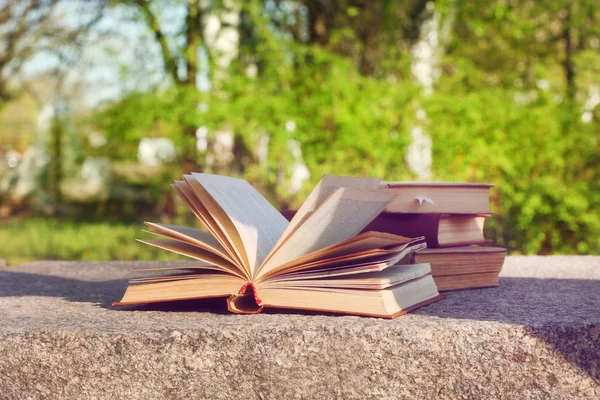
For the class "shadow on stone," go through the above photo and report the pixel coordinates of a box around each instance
[410,277,600,383]
[117,297,230,314]
[0,271,126,308]
[0,270,338,316]
[411,277,600,325]
[0,270,233,313]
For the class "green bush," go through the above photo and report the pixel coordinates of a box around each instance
[424,88,600,254]
[88,52,600,255]
[0,218,182,266]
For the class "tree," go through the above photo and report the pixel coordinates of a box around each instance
[88,0,600,254]
[0,0,106,106]
[115,0,228,172]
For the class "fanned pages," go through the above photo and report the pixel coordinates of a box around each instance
[264,175,382,266]
[256,188,398,278]
[114,173,443,318]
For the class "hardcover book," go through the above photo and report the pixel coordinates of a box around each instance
[382,182,493,214]
[114,174,443,318]
[362,213,492,248]
[410,246,507,291]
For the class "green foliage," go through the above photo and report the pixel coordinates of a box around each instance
[211,50,418,201]
[91,87,203,162]
[79,0,600,256]
[0,218,182,266]
[424,88,600,254]
[91,47,418,207]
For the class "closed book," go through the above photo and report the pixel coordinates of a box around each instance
[382,182,493,214]
[411,246,507,291]
[362,212,491,248]
[432,273,500,292]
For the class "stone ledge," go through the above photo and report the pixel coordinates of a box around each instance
[0,256,599,399]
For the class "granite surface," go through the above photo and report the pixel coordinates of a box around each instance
[0,256,599,399]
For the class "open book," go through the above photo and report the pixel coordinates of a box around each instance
[113,174,443,318]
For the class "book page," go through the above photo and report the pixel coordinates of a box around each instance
[138,239,246,279]
[257,188,397,279]
[144,222,237,265]
[114,274,245,305]
[267,245,419,281]
[267,245,410,278]
[263,231,415,276]
[172,181,243,267]
[258,263,431,290]
[183,175,250,274]
[129,269,230,283]
[263,175,382,265]
[190,173,289,275]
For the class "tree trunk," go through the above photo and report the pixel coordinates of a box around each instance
[405,1,455,180]
[406,1,438,180]
[185,0,201,86]
[562,6,575,104]
[48,114,63,201]
[303,0,337,46]
[180,0,204,173]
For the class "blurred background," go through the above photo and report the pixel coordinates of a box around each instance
[0,0,598,265]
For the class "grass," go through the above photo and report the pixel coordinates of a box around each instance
[0,217,182,266]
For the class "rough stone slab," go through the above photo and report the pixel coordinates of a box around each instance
[0,256,599,399]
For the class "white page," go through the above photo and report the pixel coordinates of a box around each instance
[265,244,424,280]
[258,188,397,278]
[172,181,244,267]
[260,263,431,289]
[144,222,236,264]
[264,175,382,264]
[267,231,415,273]
[191,173,289,275]
[183,175,250,274]
[137,239,245,278]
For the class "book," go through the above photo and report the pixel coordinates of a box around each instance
[408,246,507,291]
[282,211,492,248]
[113,173,443,318]
[382,182,493,214]
[362,213,491,248]
[432,273,501,292]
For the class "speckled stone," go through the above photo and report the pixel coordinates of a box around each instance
[0,256,599,399]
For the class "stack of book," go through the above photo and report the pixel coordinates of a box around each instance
[282,181,506,292]
[364,182,507,291]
